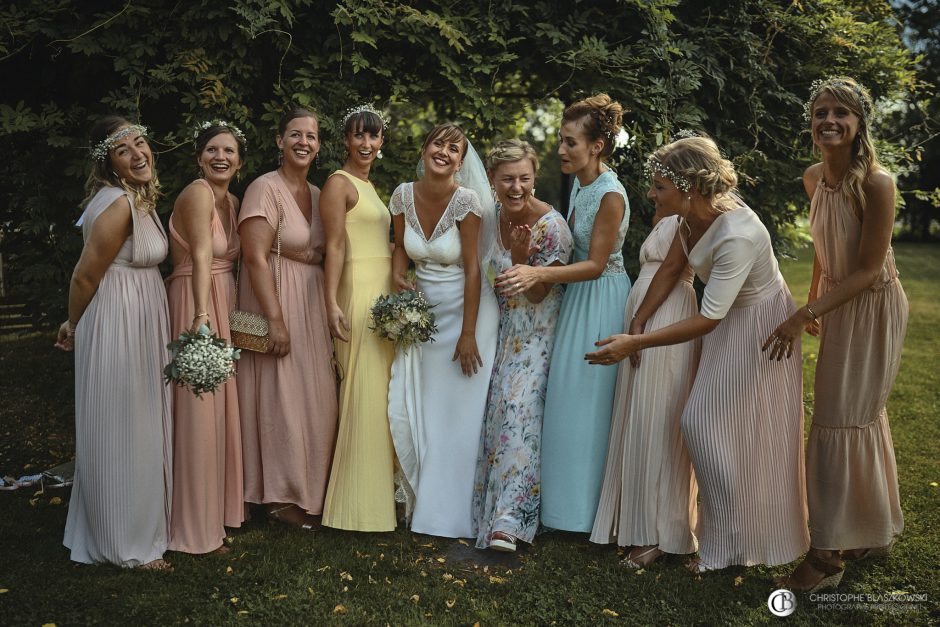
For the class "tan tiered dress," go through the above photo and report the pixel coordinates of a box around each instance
[166,179,245,553]
[806,180,908,550]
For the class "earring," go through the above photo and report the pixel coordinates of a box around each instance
[236,169,243,182]
[315,153,321,169]
[686,196,692,201]
[376,149,383,160]
[278,151,283,166]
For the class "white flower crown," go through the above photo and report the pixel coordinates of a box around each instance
[803,77,874,124]
[192,120,247,146]
[644,156,692,193]
[341,104,389,129]
[91,124,149,162]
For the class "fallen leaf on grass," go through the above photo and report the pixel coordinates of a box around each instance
[0,589,8,594]
[333,604,347,615]
[410,594,420,604]
[458,538,470,546]
[307,587,315,594]
[385,577,392,585]
[48,497,62,505]
[734,576,744,587]
[229,597,238,604]
[226,566,234,575]
[930,482,938,487]
[445,599,456,609]
[442,573,454,581]
[342,586,348,592]
[237,611,249,616]
[436,557,445,563]
[340,571,353,581]
[42,623,56,627]
[634,569,645,575]
[602,609,619,617]
[368,575,377,584]
[488,575,507,584]
[317,566,331,572]
[271,594,288,600]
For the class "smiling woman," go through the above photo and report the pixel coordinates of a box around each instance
[55,116,173,570]
[165,121,247,554]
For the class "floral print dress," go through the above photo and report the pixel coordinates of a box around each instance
[472,209,573,547]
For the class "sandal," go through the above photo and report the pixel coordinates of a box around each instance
[778,549,843,592]
[139,558,174,572]
[268,504,317,531]
[621,546,664,570]
[489,531,517,553]
[685,557,715,575]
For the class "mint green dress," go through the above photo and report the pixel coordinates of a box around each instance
[540,169,631,532]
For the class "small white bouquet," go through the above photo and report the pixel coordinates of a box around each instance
[164,325,240,398]
[369,290,438,350]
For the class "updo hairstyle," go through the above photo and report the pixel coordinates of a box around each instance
[421,122,469,158]
[278,108,319,136]
[562,93,623,159]
[485,139,539,174]
[652,136,738,211]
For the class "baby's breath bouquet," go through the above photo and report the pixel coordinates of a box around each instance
[164,325,240,398]
[369,290,438,350]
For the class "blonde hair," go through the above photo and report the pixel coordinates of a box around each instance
[485,139,539,173]
[808,77,882,210]
[83,116,160,213]
[651,136,738,211]
[562,93,624,159]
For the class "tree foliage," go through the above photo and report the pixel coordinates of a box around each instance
[0,0,917,319]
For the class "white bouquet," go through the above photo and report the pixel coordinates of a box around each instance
[369,290,438,350]
[164,325,240,398]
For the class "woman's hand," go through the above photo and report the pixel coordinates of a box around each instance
[327,303,350,342]
[762,312,805,361]
[495,264,541,298]
[54,320,74,352]
[627,317,645,367]
[585,334,643,366]
[267,319,291,357]
[453,332,484,376]
[189,313,210,334]
[508,224,539,265]
[393,273,415,293]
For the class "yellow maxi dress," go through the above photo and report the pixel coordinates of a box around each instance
[321,169,397,531]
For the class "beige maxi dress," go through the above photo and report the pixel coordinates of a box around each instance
[237,171,338,515]
[591,215,700,554]
[166,178,245,553]
[806,180,908,550]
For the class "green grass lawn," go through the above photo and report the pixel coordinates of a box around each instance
[1,243,938,625]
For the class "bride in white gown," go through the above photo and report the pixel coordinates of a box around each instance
[388,123,499,538]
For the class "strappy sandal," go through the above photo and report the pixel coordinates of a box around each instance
[139,558,174,572]
[685,557,716,575]
[489,531,517,553]
[778,550,844,593]
[621,546,664,570]
[268,504,317,531]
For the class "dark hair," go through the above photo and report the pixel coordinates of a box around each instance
[421,122,468,158]
[83,115,160,212]
[195,125,247,161]
[344,110,384,138]
[562,93,624,159]
[278,108,319,136]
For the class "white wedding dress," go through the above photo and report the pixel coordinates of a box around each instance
[388,183,499,538]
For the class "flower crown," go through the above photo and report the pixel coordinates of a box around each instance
[342,103,389,129]
[644,156,692,193]
[673,129,701,141]
[91,124,149,162]
[803,77,874,124]
[192,120,247,146]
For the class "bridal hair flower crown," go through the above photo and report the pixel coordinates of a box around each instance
[91,124,149,162]
[803,77,874,124]
[644,156,692,193]
[192,120,247,145]
[342,103,389,129]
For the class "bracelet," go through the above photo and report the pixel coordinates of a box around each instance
[66,321,78,337]
[805,304,818,321]
[193,312,209,321]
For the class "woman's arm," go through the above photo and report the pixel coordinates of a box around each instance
[765,170,896,360]
[585,313,719,365]
[496,191,625,294]
[175,183,215,332]
[56,197,133,350]
[320,174,352,341]
[391,214,414,291]
[455,212,485,376]
[505,224,553,303]
[240,216,290,357]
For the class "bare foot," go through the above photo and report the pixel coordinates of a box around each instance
[139,558,173,572]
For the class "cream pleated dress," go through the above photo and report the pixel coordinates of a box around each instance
[680,203,808,569]
[591,215,700,555]
[64,186,173,566]
[805,179,908,550]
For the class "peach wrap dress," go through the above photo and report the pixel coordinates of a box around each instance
[236,171,338,515]
[166,178,245,553]
[806,180,908,550]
